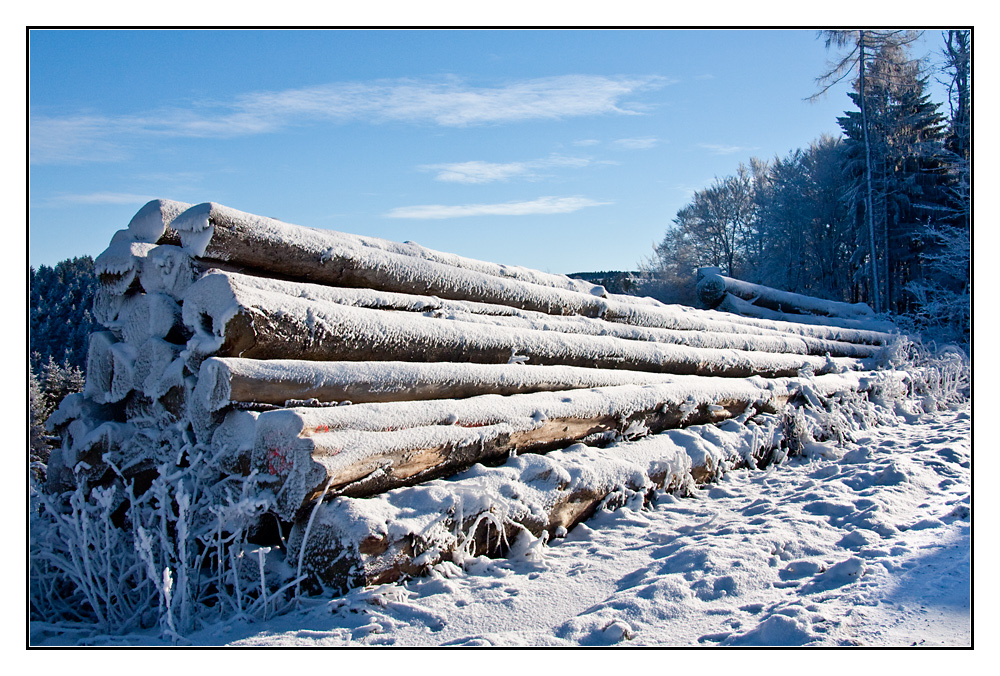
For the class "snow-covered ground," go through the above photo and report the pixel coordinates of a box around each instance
[41,404,969,648]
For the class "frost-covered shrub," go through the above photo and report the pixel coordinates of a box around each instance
[782,336,970,459]
[29,443,292,641]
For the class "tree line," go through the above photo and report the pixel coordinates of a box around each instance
[641,29,971,347]
[29,256,99,468]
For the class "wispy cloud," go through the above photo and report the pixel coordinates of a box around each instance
[573,139,601,147]
[31,75,668,164]
[698,143,756,155]
[49,192,159,205]
[613,136,660,150]
[419,155,593,184]
[385,196,611,219]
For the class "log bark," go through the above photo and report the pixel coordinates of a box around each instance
[181,271,866,379]
[716,294,895,333]
[168,201,606,295]
[193,269,881,358]
[286,413,779,594]
[195,358,721,411]
[171,202,609,317]
[242,374,884,519]
[697,268,877,319]
[603,296,894,345]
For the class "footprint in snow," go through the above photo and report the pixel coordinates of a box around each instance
[799,557,866,594]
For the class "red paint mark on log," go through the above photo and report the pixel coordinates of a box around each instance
[267,448,293,475]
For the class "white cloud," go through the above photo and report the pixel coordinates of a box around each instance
[419,155,593,184]
[420,160,533,184]
[50,192,158,205]
[613,137,659,150]
[385,196,611,219]
[572,139,601,147]
[698,143,756,155]
[31,75,668,164]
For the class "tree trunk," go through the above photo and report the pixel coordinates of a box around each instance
[194,358,698,411]
[171,202,609,317]
[696,268,876,318]
[715,294,895,334]
[237,373,880,519]
[285,410,778,594]
[181,271,866,378]
[859,30,883,313]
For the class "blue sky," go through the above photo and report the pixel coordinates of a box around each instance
[28,29,953,275]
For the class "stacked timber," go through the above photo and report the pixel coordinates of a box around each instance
[695,266,894,331]
[46,199,902,594]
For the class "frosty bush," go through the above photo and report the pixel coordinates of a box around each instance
[29,442,295,641]
[782,335,970,459]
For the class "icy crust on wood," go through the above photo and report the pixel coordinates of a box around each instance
[83,331,118,403]
[195,358,691,411]
[133,338,185,400]
[94,241,157,296]
[118,292,184,345]
[171,201,606,297]
[426,303,881,359]
[238,372,883,519]
[189,269,882,359]
[696,268,875,319]
[716,294,896,333]
[604,298,895,346]
[180,270,866,378]
[288,414,778,593]
[140,245,199,300]
[170,202,609,317]
[125,199,194,244]
[171,201,896,342]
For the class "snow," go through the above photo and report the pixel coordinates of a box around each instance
[140,245,198,300]
[126,199,194,243]
[180,269,869,377]
[698,268,876,318]
[93,241,157,295]
[36,405,968,647]
[171,201,607,297]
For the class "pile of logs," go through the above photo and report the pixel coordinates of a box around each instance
[45,199,902,594]
[695,267,894,331]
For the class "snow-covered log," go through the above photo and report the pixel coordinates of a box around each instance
[194,358,693,411]
[117,292,185,345]
[604,298,895,345]
[171,202,609,317]
[133,338,186,400]
[139,245,200,300]
[696,268,875,319]
[716,294,895,332]
[286,414,779,593]
[239,373,885,519]
[193,269,878,358]
[94,241,157,296]
[181,271,864,378]
[83,331,118,403]
[125,198,194,245]
[170,201,607,296]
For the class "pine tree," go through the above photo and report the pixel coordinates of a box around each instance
[29,255,99,372]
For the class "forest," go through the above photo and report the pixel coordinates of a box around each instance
[639,30,971,348]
